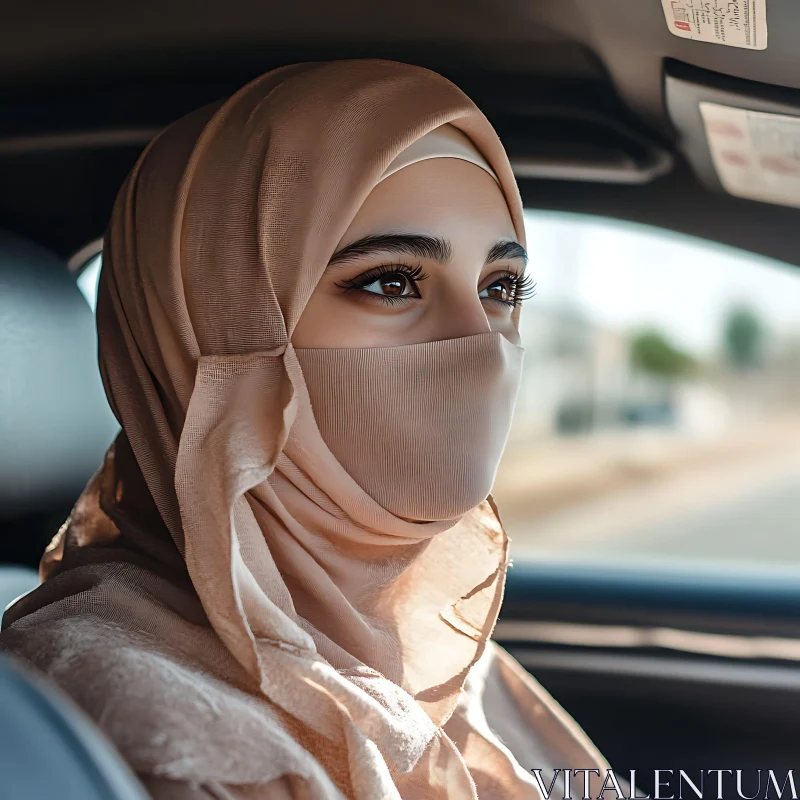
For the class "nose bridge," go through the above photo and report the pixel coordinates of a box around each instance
[437,286,491,340]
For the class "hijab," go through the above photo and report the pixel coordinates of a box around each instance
[1,60,610,799]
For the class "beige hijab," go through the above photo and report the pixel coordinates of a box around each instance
[1,60,609,799]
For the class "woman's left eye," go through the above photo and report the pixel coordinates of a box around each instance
[479,272,536,307]
[480,279,513,303]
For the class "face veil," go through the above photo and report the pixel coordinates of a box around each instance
[296,332,523,522]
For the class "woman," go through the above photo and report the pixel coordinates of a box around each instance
[0,60,610,799]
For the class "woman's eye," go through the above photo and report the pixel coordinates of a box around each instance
[335,264,429,303]
[479,271,536,308]
[361,273,417,297]
[480,279,512,303]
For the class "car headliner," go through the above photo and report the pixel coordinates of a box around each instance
[2,0,800,267]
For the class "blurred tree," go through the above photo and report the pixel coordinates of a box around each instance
[723,306,765,369]
[629,328,695,379]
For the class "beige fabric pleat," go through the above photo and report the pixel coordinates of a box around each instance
[0,59,610,799]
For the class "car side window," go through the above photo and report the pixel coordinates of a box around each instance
[495,211,800,569]
[76,253,102,312]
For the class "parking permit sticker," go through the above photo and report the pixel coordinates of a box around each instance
[661,0,767,49]
[700,102,800,207]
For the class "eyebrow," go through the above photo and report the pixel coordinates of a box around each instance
[328,234,452,268]
[486,240,528,266]
[327,233,528,269]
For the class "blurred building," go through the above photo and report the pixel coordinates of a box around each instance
[513,305,735,440]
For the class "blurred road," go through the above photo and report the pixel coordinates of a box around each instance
[504,437,800,566]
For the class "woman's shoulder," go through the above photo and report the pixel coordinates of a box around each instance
[0,562,323,789]
[1,559,239,689]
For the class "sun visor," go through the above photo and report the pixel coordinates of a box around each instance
[494,111,673,185]
[666,60,800,209]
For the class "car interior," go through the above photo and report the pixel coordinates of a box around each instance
[2,1,800,797]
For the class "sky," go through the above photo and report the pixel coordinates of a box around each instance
[521,210,800,357]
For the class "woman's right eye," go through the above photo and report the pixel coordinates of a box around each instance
[335,263,429,303]
[361,272,418,297]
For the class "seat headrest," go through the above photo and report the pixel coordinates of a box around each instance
[0,231,118,520]
[0,654,148,799]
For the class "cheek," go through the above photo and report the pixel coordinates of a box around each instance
[292,283,421,348]
[292,288,360,348]
[499,321,522,346]
[484,306,520,343]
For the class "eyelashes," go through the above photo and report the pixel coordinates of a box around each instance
[336,262,536,309]
[483,271,537,307]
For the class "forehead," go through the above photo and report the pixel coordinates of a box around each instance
[337,158,518,250]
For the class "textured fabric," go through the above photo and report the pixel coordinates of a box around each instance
[0,59,610,798]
